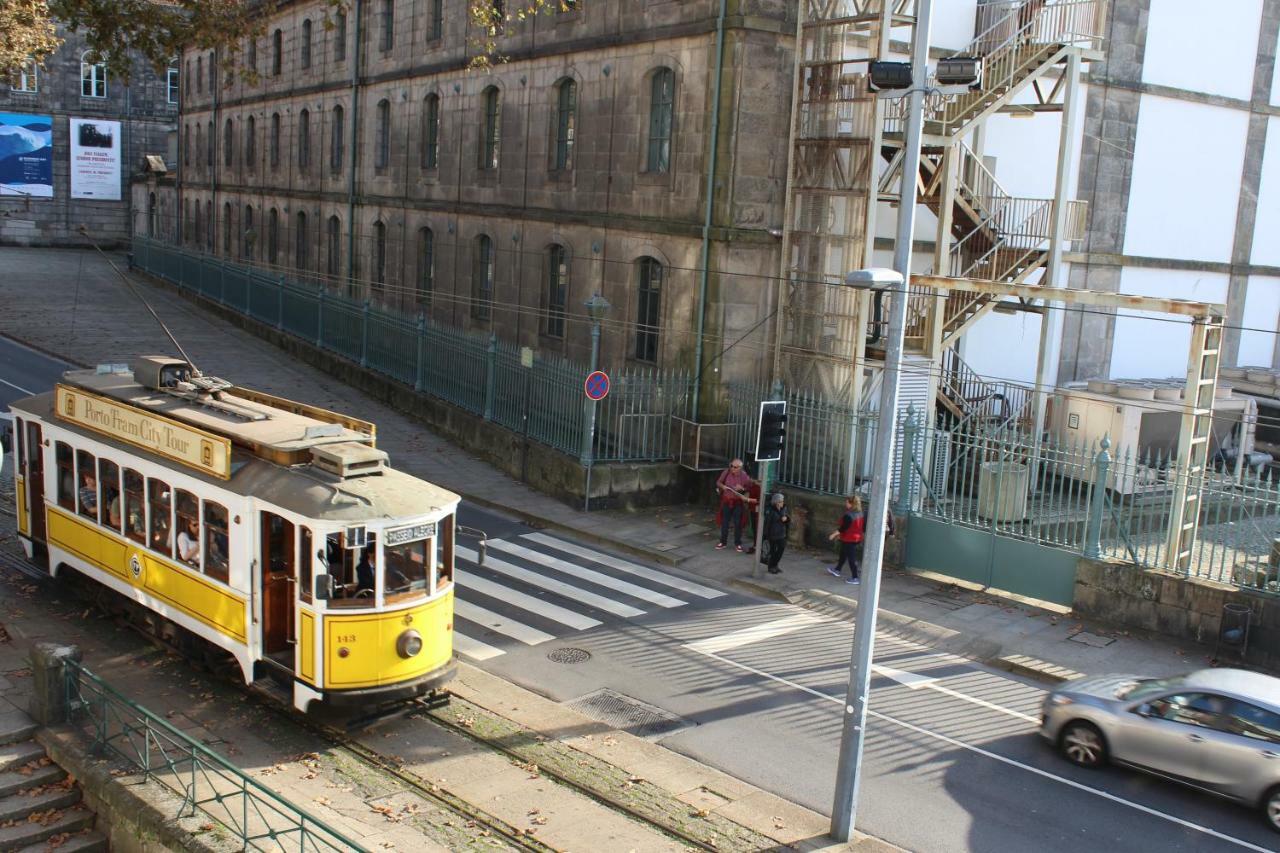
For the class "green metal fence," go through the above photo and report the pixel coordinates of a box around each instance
[63,659,363,852]
[132,238,692,464]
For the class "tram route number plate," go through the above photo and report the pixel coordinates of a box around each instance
[384,522,437,547]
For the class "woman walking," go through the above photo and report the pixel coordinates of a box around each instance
[827,496,866,584]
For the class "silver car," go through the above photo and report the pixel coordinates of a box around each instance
[1040,668,1280,832]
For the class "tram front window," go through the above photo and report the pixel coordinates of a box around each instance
[384,537,430,602]
[324,531,377,607]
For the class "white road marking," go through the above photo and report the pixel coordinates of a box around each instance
[686,612,826,655]
[489,540,687,608]
[451,632,505,661]
[873,663,1040,724]
[524,532,726,599]
[0,377,36,396]
[454,566,601,631]
[686,646,1273,852]
[458,546,644,619]
[454,599,556,646]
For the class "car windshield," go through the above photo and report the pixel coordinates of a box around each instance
[1118,676,1185,701]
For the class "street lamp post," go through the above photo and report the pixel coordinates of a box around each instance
[830,0,933,842]
[580,293,611,509]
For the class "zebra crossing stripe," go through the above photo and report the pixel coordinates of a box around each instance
[523,533,725,599]
[451,632,505,661]
[454,564,601,631]
[457,546,645,619]
[488,540,687,608]
[454,599,556,646]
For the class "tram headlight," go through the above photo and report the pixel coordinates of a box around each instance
[396,629,424,659]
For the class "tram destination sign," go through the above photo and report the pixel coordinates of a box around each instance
[384,521,437,546]
[54,385,232,480]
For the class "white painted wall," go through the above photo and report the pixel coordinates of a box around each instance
[1109,267,1229,379]
[960,308,1044,384]
[931,0,979,50]
[1251,117,1280,267]
[1239,276,1280,367]
[1143,0,1262,101]
[1124,95,1248,264]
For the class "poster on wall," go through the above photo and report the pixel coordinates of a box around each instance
[0,112,53,198]
[70,117,121,200]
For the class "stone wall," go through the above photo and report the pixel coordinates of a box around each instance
[1074,557,1278,671]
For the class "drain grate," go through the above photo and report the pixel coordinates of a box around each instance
[565,688,694,741]
[547,647,591,664]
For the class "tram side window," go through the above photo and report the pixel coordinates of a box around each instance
[438,516,454,590]
[99,459,121,532]
[148,479,173,557]
[385,536,429,602]
[175,491,201,568]
[123,469,146,544]
[55,442,74,510]
[76,450,98,521]
[299,527,313,603]
[204,502,230,583]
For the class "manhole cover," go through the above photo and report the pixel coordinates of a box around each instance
[547,647,591,664]
[566,688,694,741]
[1067,631,1116,648]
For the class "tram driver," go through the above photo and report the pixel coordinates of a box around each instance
[356,545,376,595]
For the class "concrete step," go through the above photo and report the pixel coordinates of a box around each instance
[17,828,107,853]
[0,785,83,823]
[0,806,95,850]
[0,712,37,747]
[0,761,65,798]
[0,742,45,775]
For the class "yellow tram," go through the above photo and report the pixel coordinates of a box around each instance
[8,356,458,712]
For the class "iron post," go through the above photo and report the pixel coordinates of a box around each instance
[484,333,498,421]
[580,295,611,510]
[1085,435,1111,559]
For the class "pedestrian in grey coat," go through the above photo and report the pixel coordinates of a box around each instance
[763,493,790,574]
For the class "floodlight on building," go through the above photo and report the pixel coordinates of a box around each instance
[844,267,905,292]
[936,56,982,89]
[868,61,913,92]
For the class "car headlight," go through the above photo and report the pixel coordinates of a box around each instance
[396,629,424,659]
[1048,694,1074,707]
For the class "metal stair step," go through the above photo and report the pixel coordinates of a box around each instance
[17,828,107,853]
[0,806,94,850]
[0,761,65,798]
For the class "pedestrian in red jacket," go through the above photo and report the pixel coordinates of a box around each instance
[826,496,866,585]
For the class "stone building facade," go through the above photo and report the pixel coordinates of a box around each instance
[161,0,797,392]
[1,25,178,247]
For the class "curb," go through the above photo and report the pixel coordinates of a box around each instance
[990,654,1082,685]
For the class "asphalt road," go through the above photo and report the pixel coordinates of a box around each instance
[2,335,1274,852]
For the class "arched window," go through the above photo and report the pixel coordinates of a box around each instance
[14,59,38,93]
[473,235,494,320]
[553,79,576,171]
[194,124,202,171]
[373,221,387,292]
[206,120,213,167]
[196,55,203,94]
[301,20,313,69]
[222,201,233,254]
[298,108,311,171]
[184,59,191,97]
[80,51,107,98]
[223,118,234,167]
[206,52,216,93]
[272,29,283,76]
[334,11,348,62]
[184,199,191,243]
[327,216,342,278]
[330,104,345,172]
[421,94,440,170]
[647,68,674,174]
[480,86,500,171]
[243,205,255,258]
[204,200,213,251]
[635,257,662,362]
[245,115,256,171]
[267,208,280,264]
[269,113,281,169]
[430,0,444,40]
[545,244,568,338]
[193,201,202,249]
[375,99,391,170]
[183,124,191,166]
[380,0,395,51]
[248,37,258,74]
[295,211,309,271]
[418,227,434,307]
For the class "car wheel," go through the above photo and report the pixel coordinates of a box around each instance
[1059,721,1107,768]
[1264,786,1280,834]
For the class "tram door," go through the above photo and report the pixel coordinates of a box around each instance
[260,512,296,665]
[26,423,46,544]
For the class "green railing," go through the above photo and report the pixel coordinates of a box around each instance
[132,237,693,464]
[63,659,363,852]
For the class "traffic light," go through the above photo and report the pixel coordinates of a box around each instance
[756,400,788,463]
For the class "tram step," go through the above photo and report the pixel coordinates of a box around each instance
[0,805,95,850]
[0,712,37,747]
[0,760,65,798]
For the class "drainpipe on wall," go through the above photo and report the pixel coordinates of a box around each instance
[691,0,728,422]
[346,0,364,285]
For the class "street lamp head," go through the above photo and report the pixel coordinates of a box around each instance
[583,293,611,322]
[844,267,904,291]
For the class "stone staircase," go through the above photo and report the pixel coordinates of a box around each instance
[0,712,104,853]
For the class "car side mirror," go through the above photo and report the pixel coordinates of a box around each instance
[1134,703,1153,717]
[314,573,333,600]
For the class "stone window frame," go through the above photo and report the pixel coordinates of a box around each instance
[472,233,495,321]
[374,98,392,172]
[550,76,578,174]
[295,210,310,272]
[196,55,203,94]
[644,65,675,177]
[542,242,571,340]
[479,85,502,173]
[248,37,258,76]
[633,254,665,364]
[330,103,346,174]
[380,0,395,53]
[194,124,202,173]
[298,108,312,173]
[12,59,40,95]
[428,0,445,42]
[222,201,233,255]
[223,117,235,168]
[165,63,179,104]
[267,207,280,264]
[206,52,216,93]
[184,124,191,166]
[301,19,313,70]
[206,120,214,167]
[326,214,343,279]
[245,115,257,172]
[204,199,213,252]
[243,204,255,259]
[272,29,283,77]
[417,226,434,309]
[373,220,388,294]
[81,52,108,99]
[333,11,348,63]
[269,112,282,170]
[421,92,441,171]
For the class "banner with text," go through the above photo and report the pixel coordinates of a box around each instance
[0,112,53,198]
[70,118,121,200]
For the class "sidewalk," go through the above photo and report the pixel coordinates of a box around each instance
[0,247,1221,688]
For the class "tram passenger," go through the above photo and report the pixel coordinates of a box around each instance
[151,513,173,553]
[355,545,376,595]
[79,472,98,516]
[177,517,201,566]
